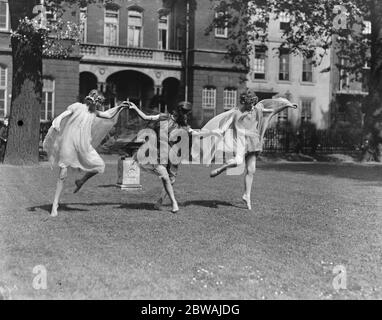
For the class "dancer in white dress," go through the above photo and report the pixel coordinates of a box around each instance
[192,89,298,210]
[43,90,129,217]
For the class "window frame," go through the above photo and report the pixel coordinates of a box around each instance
[80,7,88,43]
[223,88,237,110]
[158,13,169,50]
[41,78,55,121]
[253,46,267,80]
[279,12,291,31]
[302,57,313,83]
[202,87,217,110]
[0,0,9,31]
[279,49,290,81]
[214,12,228,39]
[104,7,120,46]
[127,9,143,48]
[0,65,7,119]
[300,98,313,123]
[339,58,350,91]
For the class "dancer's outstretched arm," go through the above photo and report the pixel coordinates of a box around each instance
[188,128,222,138]
[96,102,130,119]
[128,103,164,121]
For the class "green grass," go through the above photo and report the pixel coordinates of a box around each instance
[1,157,382,299]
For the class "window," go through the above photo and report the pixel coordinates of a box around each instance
[0,0,9,31]
[279,49,290,81]
[279,12,290,31]
[339,58,350,91]
[363,20,371,35]
[253,46,266,80]
[202,87,216,110]
[80,7,87,43]
[41,79,55,121]
[215,12,228,38]
[302,58,313,82]
[158,13,169,50]
[104,8,119,46]
[301,99,312,122]
[223,88,237,110]
[128,10,143,47]
[362,60,370,93]
[0,66,7,118]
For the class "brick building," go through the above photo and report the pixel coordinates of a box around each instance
[0,0,370,132]
[0,0,80,123]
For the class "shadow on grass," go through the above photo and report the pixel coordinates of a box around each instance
[27,200,242,214]
[259,163,382,184]
[27,202,159,214]
[181,200,241,209]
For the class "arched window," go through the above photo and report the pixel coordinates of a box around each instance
[223,88,237,110]
[127,8,143,47]
[41,78,55,121]
[0,65,7,118]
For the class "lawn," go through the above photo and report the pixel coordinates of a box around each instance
[0,156,381,299]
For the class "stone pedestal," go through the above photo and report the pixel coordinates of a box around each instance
[116,157,142,191]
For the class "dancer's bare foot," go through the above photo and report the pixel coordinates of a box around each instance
[171,202,179,214]
[51,204,58,217]
[242,195,252,210]
[210,168,223,178]
[73,179,84,194]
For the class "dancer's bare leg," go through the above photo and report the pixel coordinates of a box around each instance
[210,152,245,178]
[156,166,179,213]
[51,167,68,217]
[242,153,257,210]
[155,166,177,209]
[74,171,98,193]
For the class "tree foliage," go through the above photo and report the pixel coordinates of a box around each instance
[209,0,370,73]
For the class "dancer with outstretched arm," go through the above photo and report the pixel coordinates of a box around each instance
[192,89,298,210]
[43,90,129,217]
[128,101,220,213]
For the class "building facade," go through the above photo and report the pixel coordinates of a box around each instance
[247,13,332,129]
[0,0,370,133]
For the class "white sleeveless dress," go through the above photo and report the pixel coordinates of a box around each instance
[43,103,123,173]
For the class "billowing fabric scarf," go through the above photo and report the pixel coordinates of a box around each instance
[191,98,297,165]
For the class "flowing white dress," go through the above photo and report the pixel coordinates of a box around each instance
[43,103,123,173]
[191,98,297,165]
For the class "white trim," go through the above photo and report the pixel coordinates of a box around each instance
[0,1,9,31]
[0,65,7,118]
[158,13,169,50]
[214,12,228,38]
[202,87,217,110]
[127,9,143,48]
[80,7,88,43]
[223,88,237,110]
[42,78,55,121]
[104,7,120,46]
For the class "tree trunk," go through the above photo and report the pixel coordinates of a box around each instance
[362,0,382,162]
[3,0,43,165]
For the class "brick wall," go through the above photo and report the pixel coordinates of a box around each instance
[43,59,80,116]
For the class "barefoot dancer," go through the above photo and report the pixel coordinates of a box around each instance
[43,90,129,217]
[128,101,220,213]
[192,89,298,210]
